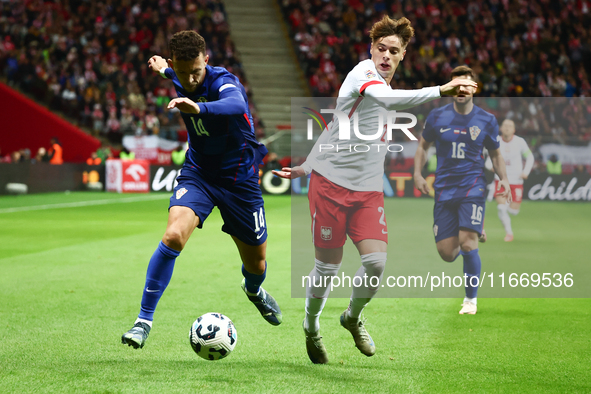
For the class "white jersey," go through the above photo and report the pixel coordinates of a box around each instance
[493,135,534,185]
[301,59,441,192]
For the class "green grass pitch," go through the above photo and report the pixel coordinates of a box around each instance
[0,192,590,393]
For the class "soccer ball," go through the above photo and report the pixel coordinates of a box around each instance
[189,313,237,360]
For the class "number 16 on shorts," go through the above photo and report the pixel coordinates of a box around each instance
[465,201,485,235]
[470,204,483,225]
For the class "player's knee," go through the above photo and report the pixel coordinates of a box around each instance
[244,258,266,275]
[162,229,186,251]
[459,240,477,253]
[436,245,459,262]
[360,252,387,277]
[438,251,457,263]
[459,230,479,252]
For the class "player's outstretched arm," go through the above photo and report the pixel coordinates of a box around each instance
[363,84,441,111]
[439,78,478,96]
[363,78,477,111]
[148,55,168,74]
[413,137,432,194]
[489,148,512,202]
[272,166,306,179]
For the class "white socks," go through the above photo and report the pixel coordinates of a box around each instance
[347,252,387,320]
[507,207,520,215]
[305,253,388,332]
[497,204,513,235]
[304,259,341,333]
[464,297,477,305]
[135,318,153,327]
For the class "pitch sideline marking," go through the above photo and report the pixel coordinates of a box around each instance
[0,194,169,214]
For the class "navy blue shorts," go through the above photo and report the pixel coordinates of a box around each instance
[169,166,267,246]
[432,196,485,243]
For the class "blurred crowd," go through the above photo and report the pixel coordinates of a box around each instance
[281,0,591,99]
[280,0,591,149]
[0,137,64,164]
[407,96,591,145]
[0,0,265,145]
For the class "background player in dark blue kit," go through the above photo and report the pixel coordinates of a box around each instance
[414,66,511,315]
[122,31,282,349]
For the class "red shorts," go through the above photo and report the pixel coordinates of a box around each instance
[308,172,388,248]
[494,181,523,203]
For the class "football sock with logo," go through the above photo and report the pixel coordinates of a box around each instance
[461,249,481,299]
[305,259,341,333]
[347,252,387,320]
[138,241,180,321]
[242,261,267,295]
[497,204,513,235]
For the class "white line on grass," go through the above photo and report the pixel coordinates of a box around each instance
[0,194,170,214]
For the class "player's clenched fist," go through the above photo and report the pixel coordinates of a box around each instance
[168,97,201,114]
[148,55,168,73]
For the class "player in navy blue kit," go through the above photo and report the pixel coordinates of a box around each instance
[414,66,511,315]
[122,31,282,349]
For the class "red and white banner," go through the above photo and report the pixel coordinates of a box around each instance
[122,135,181,165]
[106,159,150,193]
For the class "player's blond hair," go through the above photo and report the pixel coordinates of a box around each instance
[369,16,414,48]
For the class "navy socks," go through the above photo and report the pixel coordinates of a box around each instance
[138,241,180,321]
[461,249,481,299]
[242,261,267,294]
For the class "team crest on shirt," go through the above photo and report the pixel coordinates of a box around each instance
[176,187,188,199]
[433,224,438,236]
[197,97,208,103]
[365,70,376,79]
[469,125,481,141]
[321,226,332,241]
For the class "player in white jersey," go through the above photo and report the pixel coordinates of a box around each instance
[301,59,441,192]
[486,119,534,242]
[273,16,477,364]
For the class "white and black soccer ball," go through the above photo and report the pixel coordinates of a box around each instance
[189,313,237,360]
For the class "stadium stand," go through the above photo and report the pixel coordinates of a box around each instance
[280,0,591,99]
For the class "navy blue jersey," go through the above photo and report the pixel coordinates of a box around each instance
[422,103,500,201]
[163,65,267,185]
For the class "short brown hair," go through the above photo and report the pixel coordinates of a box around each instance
[451,65,476,80]
[169,30,206,61]
[369,16,415,48]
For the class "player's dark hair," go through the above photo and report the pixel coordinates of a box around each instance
[451,65,477,81]
[369,16,414,48]
[169,30,206,61]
